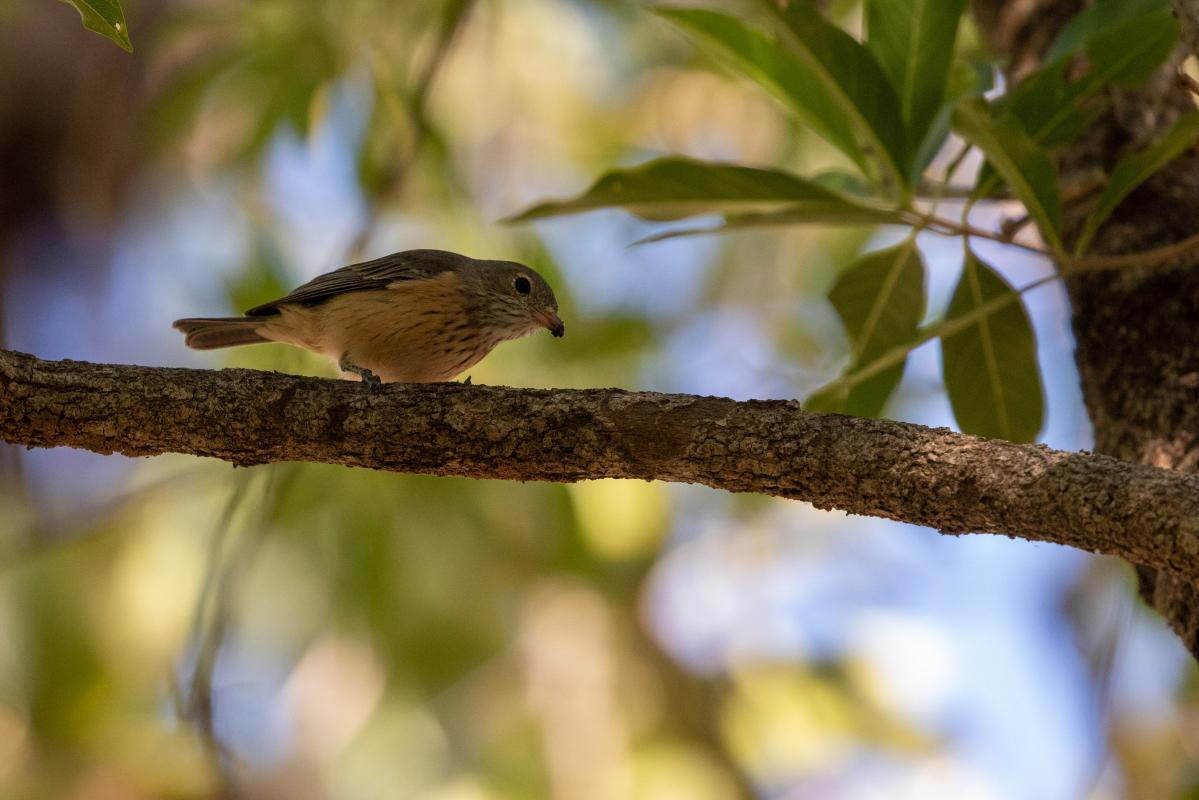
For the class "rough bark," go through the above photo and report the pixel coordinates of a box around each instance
[974,0,1199,655]
[5,347,1199,575]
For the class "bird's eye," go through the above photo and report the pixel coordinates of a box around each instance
[514,276,532,295]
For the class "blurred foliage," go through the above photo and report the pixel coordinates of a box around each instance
[3,0,1199,797]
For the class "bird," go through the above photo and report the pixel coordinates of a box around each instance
[173,249,564,385]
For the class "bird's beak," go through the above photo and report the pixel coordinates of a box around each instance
[537,310,566,338]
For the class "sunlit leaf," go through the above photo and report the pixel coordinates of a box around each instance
[506,157,885,222]
[653,8,871,177]
[953,99,1062,250]
[806,240,926,417]
[941,251,1044,442]
[760,1,909,190]
[60,0,132,52]
[1076,111,1199,254]
[864,0,967,180]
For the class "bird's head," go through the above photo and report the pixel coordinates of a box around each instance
[471,261,565,341]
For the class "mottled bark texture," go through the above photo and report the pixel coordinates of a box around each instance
[5,347,1199,575]
[974,0,1199,656]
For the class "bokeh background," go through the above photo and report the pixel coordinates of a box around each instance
[0,1,1196,798]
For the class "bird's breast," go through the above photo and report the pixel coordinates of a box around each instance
[323,275,493,382]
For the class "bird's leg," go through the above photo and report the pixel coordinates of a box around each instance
[461,375,472,386]
[338,353,382,388]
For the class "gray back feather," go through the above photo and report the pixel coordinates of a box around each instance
[245,249,474,316]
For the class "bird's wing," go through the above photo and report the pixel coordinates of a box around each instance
[245,249,469,316]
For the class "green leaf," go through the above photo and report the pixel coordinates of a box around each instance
[760,2,909,190]
[811,170,876,197]
[1087,12,1178,89]
[1076,111,1199,253]
[910,60,992,180]
[808,273,1057,406]
[806,240,926,417]
[864,0,967,178]
[953,99,1062,250]
[1001,61,1106,147]
[941,251,1044,442]
[1046,0,1169,63]
[995,61,1069,140]
[1000,12,1177,148]
[506,157,885,222]
[654,8,869,175]
[633,204,908,244]
[60,0,132,52]
[1036,104,1106,151]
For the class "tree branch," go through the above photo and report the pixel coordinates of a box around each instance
[4,348,1199,575]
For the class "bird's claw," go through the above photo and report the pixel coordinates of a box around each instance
[339,354,382,389]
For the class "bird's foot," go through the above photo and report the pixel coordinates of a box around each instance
[339,354,382,389]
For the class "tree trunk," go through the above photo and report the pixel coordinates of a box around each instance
[974,0,1199,656]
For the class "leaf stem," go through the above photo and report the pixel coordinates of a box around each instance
[809,273,1060,401]
[906,211,1053,258]
[1066,229,1199,273]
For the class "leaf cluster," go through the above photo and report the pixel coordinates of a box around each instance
[509,0,1194,443]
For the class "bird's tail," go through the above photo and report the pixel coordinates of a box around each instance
[173,317,269,350]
